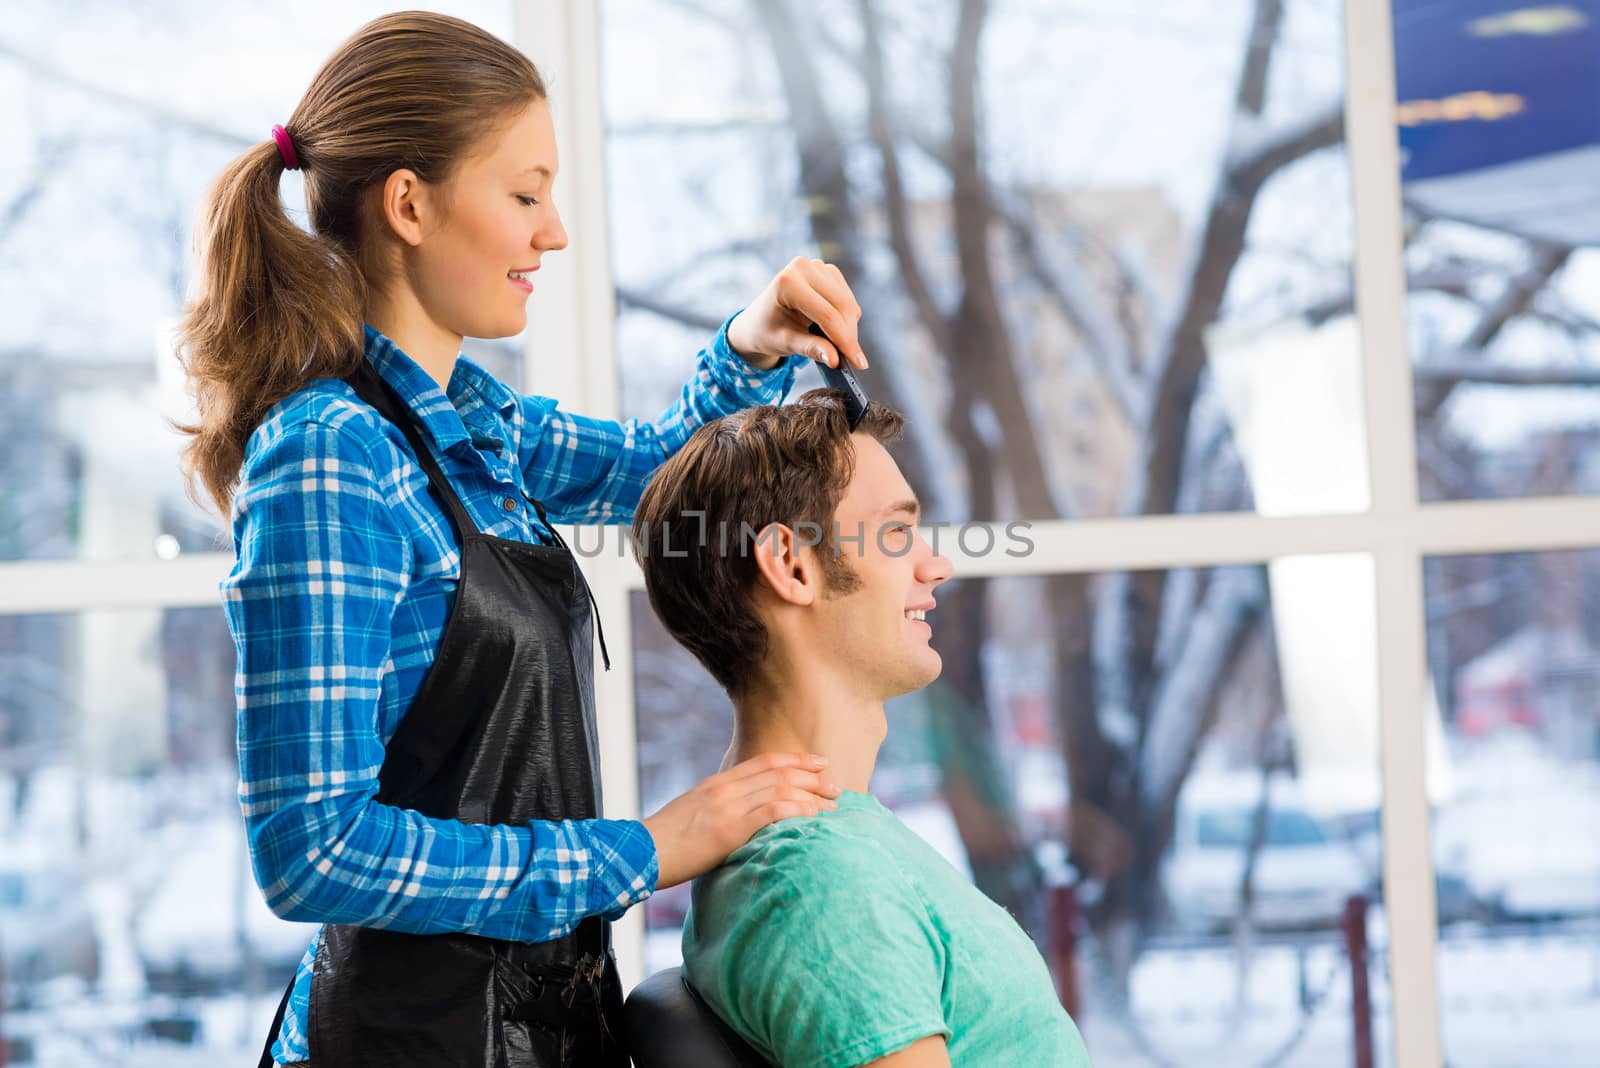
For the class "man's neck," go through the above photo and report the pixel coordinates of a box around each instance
[728,670,887,793]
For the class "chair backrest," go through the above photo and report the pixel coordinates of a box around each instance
[624,966,773,1068]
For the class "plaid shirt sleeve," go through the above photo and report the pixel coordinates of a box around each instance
[519,314,809,524]
[224,407,656,943]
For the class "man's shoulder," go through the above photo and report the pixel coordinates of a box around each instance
[682,803,954,1067]
[737,807,893,880]
[687,816,853,915]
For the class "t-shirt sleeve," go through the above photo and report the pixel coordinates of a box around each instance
[699,831,952,1068]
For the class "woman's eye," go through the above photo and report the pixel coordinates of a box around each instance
[515,195,540,207]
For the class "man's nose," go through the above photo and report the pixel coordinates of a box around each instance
[918,550,953,588]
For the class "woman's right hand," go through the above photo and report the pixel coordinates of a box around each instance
[642,752,842,890]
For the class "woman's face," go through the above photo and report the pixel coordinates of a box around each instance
[405,96,568,341]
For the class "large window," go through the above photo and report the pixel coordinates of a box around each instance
[1425,549,1600,1067]
[3,3,1598,1067]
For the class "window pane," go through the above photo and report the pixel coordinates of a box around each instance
[1395,5,1600,501]
[633,553,1394,1066]
[0,606,315,1065]
[0,1,520,564]
[601,0,1367,523]
[1425,549,1600,1066]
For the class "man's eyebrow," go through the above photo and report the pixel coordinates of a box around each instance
[878,498,921,520]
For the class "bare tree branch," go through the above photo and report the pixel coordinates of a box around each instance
[606,116,787,138]
[859,0,953,354]
[1302,265,1475,326]
[995,195,1140,422]
[1416,431,1480,499]
[614,288,724,333]
[746,0,943,500]
[1138,566,1267,816]
[1110,1,1341,804]
[1138,101,1343,524]
[1227,105,1344,194]
[902,124,954,171]
[1529,307,1600,338]
[1236,0,1285,115]
[1413,355,1600,388]
[1,173,48,245]
[662,0,866,69]
[0,37,250,147]
[656,0,743,34]
[814,18,865,71]
[0,138,73,245]
[947,0,1062,519]
[1415,242,1573,419]
[630,237,773,296]
[1465,243,1572,351]
[1106,237,1164,370]
[1055,571,1117,811]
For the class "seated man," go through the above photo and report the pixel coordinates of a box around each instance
[631,391,1090,1068]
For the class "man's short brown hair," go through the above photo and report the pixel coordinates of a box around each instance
[632,388,905,696]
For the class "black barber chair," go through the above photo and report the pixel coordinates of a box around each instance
[625,967,772,1068]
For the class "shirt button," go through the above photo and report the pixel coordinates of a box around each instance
[503,497,518,512]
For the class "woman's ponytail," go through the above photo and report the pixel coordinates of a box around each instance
[176,138,365,516]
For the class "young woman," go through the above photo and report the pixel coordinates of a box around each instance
[178,12,862,1067]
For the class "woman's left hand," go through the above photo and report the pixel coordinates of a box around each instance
[727,256,868,372]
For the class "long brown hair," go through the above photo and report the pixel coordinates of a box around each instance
[632,390,906,696]
[176,11,546,515]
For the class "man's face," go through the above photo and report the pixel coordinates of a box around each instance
[807,435,953,699]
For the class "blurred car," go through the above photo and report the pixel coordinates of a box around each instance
[1436,789,1600,921]
[1430,733,1600,922]
[1164,776,1373,934]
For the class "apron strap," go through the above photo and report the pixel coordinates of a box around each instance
[526,494,612,673]
[346,360,482,543]
[346,361,612,674]
[257,973,296,1068]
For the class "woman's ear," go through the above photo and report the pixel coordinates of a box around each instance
[750,522,818,607]
[379,168,429,247]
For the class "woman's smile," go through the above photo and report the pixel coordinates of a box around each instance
[508,265,538,293]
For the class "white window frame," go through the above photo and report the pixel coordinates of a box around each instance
[2,3,1597,1064]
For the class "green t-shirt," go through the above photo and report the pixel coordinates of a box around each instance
[681,790,1091,1068]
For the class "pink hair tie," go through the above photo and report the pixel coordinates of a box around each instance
[271,124,302,171]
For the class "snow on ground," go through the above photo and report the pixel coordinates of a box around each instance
[7,908,1595,1064]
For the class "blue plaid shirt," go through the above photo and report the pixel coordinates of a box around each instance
[224,321,804,1065]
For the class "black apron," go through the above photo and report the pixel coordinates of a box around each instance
[258,360,625,1068]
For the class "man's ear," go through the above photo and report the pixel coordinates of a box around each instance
[750,522,819,607]
[378,168,430,247]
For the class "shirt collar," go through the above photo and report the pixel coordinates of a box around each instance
[448,353,519,420]
[362,324,510,455]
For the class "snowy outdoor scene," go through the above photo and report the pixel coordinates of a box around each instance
[3,0,1600,1065]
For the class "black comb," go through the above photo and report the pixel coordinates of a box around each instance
[808,322,869,431]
